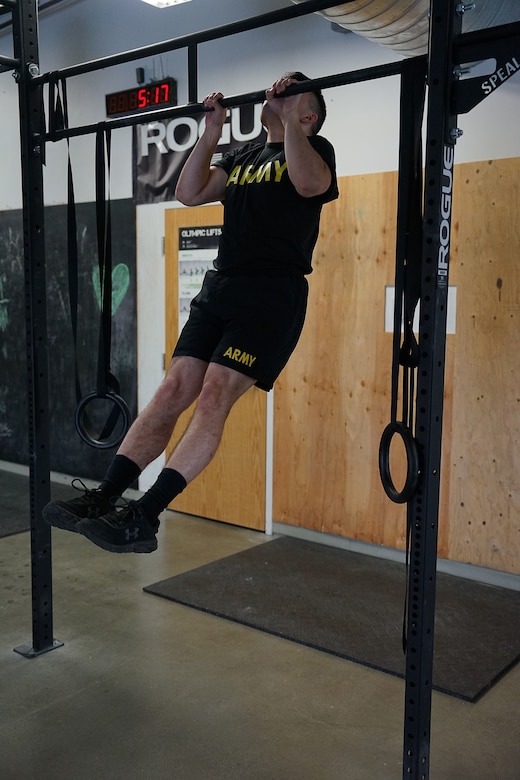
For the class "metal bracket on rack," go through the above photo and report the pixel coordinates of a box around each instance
[453,21,520,114]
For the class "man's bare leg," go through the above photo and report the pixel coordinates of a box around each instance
[166,362,256,483]
[42,355,209,534]
[66,362,256,553]
[117,355,209,470]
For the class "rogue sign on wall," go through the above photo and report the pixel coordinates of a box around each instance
[133,103,266,204]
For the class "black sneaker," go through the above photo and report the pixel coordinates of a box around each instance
[77,501,159,553]
[42,479,112,533]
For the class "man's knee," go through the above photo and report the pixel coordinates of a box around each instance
[154,357,207,409]
[196,367,254,416]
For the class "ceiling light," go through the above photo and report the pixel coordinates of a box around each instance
[141,0,192,7]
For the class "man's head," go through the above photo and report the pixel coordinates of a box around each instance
[261,71,327,137]
[284,71,326,135]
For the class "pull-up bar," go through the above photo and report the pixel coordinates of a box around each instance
[42,59,408,143]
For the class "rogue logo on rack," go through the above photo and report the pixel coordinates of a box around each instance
[437,144,454,283]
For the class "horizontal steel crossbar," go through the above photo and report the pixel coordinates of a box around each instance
[33,0,353,84]
[42,59,407,142]
[0,53,19,70]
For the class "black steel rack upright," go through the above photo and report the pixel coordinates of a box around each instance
[9,0,62,659]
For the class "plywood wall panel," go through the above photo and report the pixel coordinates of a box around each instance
[446,159,520,573]
[274,160,519,574]
[273,171,411,551]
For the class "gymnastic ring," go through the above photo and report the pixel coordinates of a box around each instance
[75,391,131,450]
[378,421,420,504]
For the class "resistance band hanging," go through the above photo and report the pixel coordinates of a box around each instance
[378,58,426,655]
[378,58,426,504]
[50,79,131,449]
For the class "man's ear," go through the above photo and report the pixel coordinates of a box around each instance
[300,112,318,127]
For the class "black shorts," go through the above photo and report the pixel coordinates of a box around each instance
[173,270,308,391]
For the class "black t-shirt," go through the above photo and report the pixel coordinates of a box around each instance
[213,136,338,276]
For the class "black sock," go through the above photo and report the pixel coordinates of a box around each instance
[136,468,187,522]
[99,454,142,498]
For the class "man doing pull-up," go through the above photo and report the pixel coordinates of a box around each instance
[43,71,339,552]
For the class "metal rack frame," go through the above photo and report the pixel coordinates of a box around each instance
[3,0,519,776]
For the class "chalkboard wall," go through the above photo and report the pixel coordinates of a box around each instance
[0,199,137,481]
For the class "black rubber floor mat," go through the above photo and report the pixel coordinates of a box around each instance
[144,536,520,702]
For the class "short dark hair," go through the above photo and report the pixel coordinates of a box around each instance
[285,71,326,135]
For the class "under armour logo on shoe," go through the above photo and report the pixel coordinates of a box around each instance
[125,527,140,541]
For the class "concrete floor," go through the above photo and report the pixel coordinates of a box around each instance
[1,508,519,780]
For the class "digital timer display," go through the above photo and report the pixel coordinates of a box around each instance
[105,78,177,117]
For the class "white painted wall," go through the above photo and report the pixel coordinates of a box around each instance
[0,0,518,486]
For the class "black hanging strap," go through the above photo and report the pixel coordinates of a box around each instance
[379,58,426,505]
[94,127,118,400]
[54,78,130,449]
[378,58,427,653]
[50,78,83,407]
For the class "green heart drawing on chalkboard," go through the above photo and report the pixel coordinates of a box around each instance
[92,263,130,315]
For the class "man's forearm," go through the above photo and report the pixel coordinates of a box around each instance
[283,117,331,198]
[175,128,223,205]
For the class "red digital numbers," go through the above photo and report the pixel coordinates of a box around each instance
[105,80,174,116]
[138,88,147,109]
